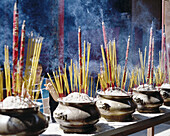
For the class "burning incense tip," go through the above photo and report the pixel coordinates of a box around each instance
[31,31,33,37]
[22,20,26,29]
[14,0,18,10]
[102,21,104,25]
[151,21,154,28]
[78,26,81,32]
[128,35,130,39]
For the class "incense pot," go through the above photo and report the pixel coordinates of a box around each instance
[132,84,163,113]
[159,83,170,106]
[96,87,136,122]
[53,93,100,133]
[0,104,49,135]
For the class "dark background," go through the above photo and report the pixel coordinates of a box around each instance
[0,0,162,77]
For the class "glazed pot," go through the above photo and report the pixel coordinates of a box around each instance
[133,87,163,113]
[0,96,49,135]
[96,88,136,122]
[53,97,101,133]
[0,107,49,135]
[159,84,170,106]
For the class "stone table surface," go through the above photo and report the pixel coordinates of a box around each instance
[41,105,170,136]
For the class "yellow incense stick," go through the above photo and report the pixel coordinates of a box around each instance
[58,67,63,92]
[117,65,121,87]
[70,59,73,91]
[106,45,111,84]
[101,45,108,85]
[85,43,91,94]
[24,34,31,79]
[47,73,59,96]
[53,71,61,94]
[73,63,77,91]
[35,77,44,101]
[0,71,3,101]
[88,74,91,93]
[63,66,70,94]
[96,74,100,92]
[113,40,118,86]
[90,76,93,97]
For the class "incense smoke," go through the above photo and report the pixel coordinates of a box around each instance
[0,0,161,81]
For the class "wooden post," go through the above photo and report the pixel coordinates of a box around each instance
[147,127,154,136]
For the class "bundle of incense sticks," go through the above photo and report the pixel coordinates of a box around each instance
[128,69,135,92]
[138,46,147,85]
[34,77,44,101]
[0,69,3,101]
[24,32,34,81]
[4,45,11,97]
[154,32,169,86]
[98,37,130,91]
[130,39,155,88]
[102,22,112,88]
[24,37,44,99]
[47,41,93,97]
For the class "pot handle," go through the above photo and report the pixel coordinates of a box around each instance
[134,97,144,104]
[55,112,67,121]
[162,91,169,99]
[98,103,111,111]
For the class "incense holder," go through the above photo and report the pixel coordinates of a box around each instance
[96,87,136,122]
[132,84,163,113]
[0,96,49,135]
[53,92,101,133]
[159,83,170,106]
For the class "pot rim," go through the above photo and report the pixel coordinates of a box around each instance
[97,88,131,98]
[57,97,96,104]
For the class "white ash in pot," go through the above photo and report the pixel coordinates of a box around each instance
[62,92,92,103]
[99,87,128,96]
[1,96,36,109]
[136,84,156,91]
[161,83,170,89]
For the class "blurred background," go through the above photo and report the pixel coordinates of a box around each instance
[0,0,162,77]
